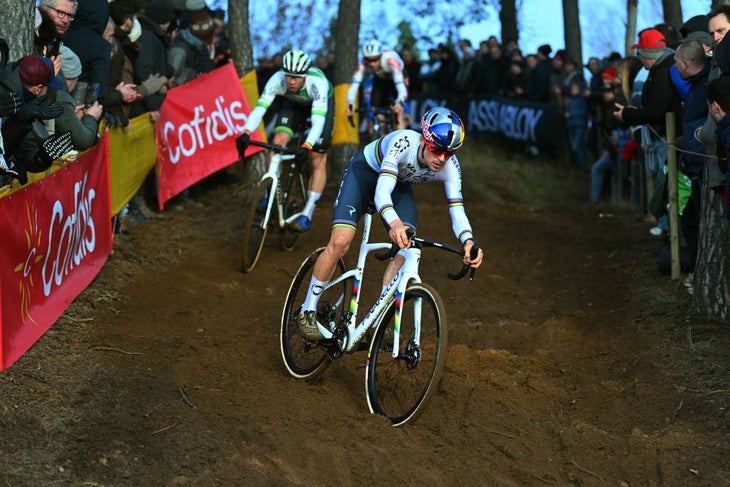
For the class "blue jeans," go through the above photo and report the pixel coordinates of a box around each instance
[567,125,587,169]
[590,152,617,203]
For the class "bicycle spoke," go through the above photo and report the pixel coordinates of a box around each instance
[366,283,447,426]
[280,248,348,379]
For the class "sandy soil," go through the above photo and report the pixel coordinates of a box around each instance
[0,157,727,487]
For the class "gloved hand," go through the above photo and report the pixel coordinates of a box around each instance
[235,132,250,159]
[295,144,310,164]
[0,90,22,117]
[16,102,63,125]
[0,158,28,185]
[139,73,167,96]
[34,131,73,169]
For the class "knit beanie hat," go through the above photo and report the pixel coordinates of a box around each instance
[185,0,207,12]
[109,0,136,27]
[682,31,713,50]
[60,47,82,79]
[144,0,174,24]
[19,55,64,90]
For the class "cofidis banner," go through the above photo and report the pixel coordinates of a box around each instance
[0,135,112,370]
[155,63,262,209]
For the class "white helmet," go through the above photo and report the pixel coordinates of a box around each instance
[282,50,311,76]
[362,40,383,58]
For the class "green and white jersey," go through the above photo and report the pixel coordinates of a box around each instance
[243,67,333,147]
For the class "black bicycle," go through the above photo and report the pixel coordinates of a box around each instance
[348,105,399,139]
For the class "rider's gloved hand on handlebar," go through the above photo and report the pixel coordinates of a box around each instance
[235,131,250,159]
[296,143,311,163]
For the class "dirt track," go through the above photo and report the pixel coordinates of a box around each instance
[0,158,728,486]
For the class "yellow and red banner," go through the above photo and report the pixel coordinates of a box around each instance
[0,135,112,369]
[155,63,262,209]
[108,113,158,216]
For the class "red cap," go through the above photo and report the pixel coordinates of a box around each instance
[601,66,619,83]
[631,29,666,49]
[18,55,64,90]
[18,55,52,86]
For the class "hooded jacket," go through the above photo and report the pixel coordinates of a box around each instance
[620,49,683,138]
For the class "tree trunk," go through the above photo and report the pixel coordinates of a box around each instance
[227,0,254,77]
[0,0,35,60]
[692,163,729,321]
[499,0,518,45]
[330,0,361,184]
[662,0,683,32]
[625,0,638,57]
[227,0,265,192]
[562,0,582,65]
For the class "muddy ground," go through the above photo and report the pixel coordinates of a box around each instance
[0,151,728,486]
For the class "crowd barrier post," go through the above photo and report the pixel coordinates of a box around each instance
[666,112,680,280]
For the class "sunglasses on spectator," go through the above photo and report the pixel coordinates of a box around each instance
[425,141,455,159]
[364,56,380,63]
[50,6,75,20]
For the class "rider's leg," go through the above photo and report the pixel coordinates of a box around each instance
[267,131,292,171]
[301,226,356,312]
[301,151,327,221]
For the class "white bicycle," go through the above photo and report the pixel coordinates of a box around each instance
[280,206,478,426]
[241,138,308,273]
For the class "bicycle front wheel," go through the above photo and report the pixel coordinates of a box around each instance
[280,248,348,379]
[279,162,307,251]
[365,283,447,426]
[241,178,273,272]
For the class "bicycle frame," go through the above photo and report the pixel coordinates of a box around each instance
[259,152,305,230]
[316,210,421,358]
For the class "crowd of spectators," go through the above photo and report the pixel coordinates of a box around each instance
[3,1,730,289]
[0,0,230,225]
[320,9,727,288]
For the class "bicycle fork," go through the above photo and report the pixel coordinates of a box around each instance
[388,248,422,359]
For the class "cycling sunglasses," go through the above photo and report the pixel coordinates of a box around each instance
[364,56,381,63]
[425,141,455,159]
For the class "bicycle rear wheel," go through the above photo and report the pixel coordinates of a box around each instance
[279,161,307,251]
[365,283,447,426]
[241,178,273,273]
[280,248,348,379]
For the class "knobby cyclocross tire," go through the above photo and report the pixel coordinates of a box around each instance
[279,162,308,251]
[280,247,348,379]
[365,283,447,426]
[241,177,273,273]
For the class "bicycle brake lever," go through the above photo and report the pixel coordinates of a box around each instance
[374,228,415,261]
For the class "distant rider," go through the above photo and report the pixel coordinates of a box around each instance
[346,39,409,133]
[236,49,335,233]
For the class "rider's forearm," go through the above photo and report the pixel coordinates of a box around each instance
[305,113,326,148]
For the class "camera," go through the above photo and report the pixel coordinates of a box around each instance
[47,41,60,58]
[84,82,99,108]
